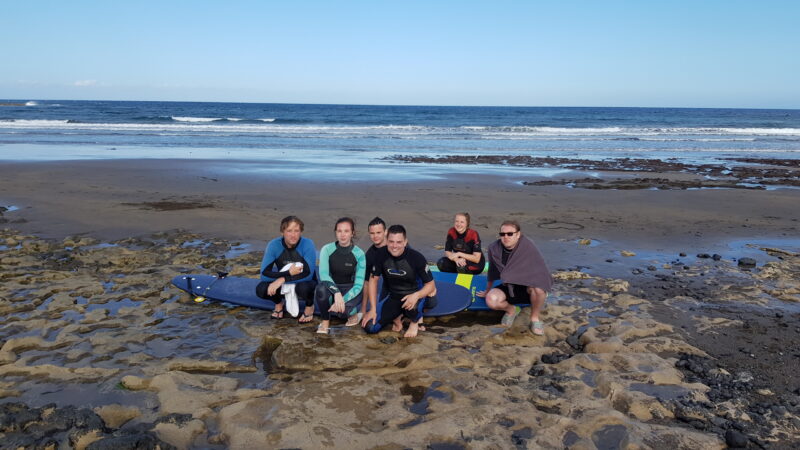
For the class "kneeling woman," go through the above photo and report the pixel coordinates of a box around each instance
[256,216,318,322]
[314,217,367,334]
[436,212,485,275]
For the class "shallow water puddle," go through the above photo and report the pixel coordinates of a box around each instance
[85,298,141,315]
[629,382,690,401]
[397,381,453,428]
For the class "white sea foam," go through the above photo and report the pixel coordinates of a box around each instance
[171,116,220,122]
[2,120,800,141]
[25,101,38,106]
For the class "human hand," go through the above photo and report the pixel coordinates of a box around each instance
[267,279,284,296]
[329,293,345,313]
[361,310,376,327]
[456,257,467,267]
[288,263,303,276]
[401,293,419,310]
[476,290,486,298]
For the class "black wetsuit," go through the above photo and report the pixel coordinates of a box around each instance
[365,246,434,333]
[314,242,366,320]
[437,227,485,274]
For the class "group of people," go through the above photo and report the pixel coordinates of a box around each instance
[255,213,552,338]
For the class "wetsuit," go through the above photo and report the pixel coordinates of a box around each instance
[364,246,434,333]
[314,242,366,320]
[437,227,485,274]
[256,236,317,308]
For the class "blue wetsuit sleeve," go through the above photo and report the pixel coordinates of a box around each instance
[293,238,316,283]
[343,246,366,302]
[260,238,286,281]
[318,243,334,285]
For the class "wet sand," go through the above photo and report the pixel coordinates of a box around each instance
[1,159,799,448]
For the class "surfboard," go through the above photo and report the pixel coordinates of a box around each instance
[430,269,497,311]
[171,274,473,317]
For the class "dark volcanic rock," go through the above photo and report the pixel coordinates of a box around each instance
[86,433,177,450]
[738,257,757,268]
[724,429,749,448]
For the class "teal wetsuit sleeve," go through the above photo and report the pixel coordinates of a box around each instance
[343,246,366,302]
[318,243,335,285]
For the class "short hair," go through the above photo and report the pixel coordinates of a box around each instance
[387,224,406,238]
[280,215,304,232]
[368,217,386,229]
[455,212,471,227]
[500,219,520,232]
[335,217,355,233]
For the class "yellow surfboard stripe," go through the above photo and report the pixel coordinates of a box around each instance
[454,273,473,290]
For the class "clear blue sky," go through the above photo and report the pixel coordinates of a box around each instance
[2,1,798,108]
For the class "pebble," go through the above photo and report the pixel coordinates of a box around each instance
[679,252,687,257]
[738,257,757,268]
[647,265,657,271]
[697,253,711,258]
[712,254,722,261]
[620,250,635,257]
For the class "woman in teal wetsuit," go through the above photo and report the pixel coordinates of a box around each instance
[314,217,367,334]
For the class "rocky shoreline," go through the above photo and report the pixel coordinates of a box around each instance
[2,228,798,449]
[386,155,800,189]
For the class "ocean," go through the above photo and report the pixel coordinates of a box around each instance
[1,100,799,179]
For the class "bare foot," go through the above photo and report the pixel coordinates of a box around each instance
[404,322,419,338]
[392,316,403,332]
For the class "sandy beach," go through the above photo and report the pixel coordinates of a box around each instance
[1,158,799,448]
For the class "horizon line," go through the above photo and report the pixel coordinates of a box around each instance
[2,98,800,112]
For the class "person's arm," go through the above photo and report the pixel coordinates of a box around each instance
[260,239,290,280]
[443,231,457,261]
[361,275,379,327]
[343,247,366,302]
[401,253,435,309]
[317,243,334,284]
[477,247,497,297]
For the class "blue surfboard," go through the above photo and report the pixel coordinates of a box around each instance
[430,269,499,311]
[171,274,473,317]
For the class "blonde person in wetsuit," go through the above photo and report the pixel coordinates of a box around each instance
[256,216,317,323]
[314,217,367,334]
[436,212,486,275]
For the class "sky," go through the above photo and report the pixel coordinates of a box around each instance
[2,1,798,108]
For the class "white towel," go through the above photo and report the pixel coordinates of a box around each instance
[280,263,302,317]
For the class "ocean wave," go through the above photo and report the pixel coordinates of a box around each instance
[25,101,38,106]
[2,120,800,139]
[171,116,221,123]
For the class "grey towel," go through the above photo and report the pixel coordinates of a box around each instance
[488,235,553,292]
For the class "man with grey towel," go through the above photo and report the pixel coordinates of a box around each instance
[477,219,553,335]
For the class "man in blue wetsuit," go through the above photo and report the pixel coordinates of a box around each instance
[361,224,435,338]
[255,215,317,323]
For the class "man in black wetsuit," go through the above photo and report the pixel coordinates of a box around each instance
[362,217,388,319]
[361,224,435,338]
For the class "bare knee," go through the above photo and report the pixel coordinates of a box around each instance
[486,288,506,309]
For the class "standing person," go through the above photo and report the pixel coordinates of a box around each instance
[314,217,367,334]
[256,216,317,323]
[361,225,435,338]
[436,212,485,274]
[477,220,553,335]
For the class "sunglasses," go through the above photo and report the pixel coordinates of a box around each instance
[498,231,517,237]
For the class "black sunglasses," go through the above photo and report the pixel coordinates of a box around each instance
[498,231,517,237]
